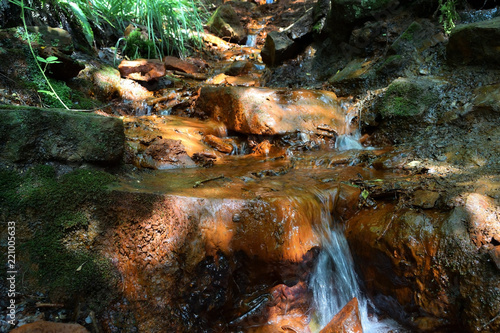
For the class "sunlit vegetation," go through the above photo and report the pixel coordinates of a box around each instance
[10,0,207,58]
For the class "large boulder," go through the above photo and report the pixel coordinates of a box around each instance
[206,4,246,43]
[261,0,330,66]
[447,17,500,66]
[196,86,346,136]
[472,82,500,113]
[261,31,297,66]
[0,108,124,164]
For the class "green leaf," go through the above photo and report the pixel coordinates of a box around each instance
[36,56,48,63]
[361,189,370,200]
[46,56,59,62]
[63,1,94,46]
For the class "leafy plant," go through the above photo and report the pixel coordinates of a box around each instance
[439,0,460,34]
[9,0,70,109]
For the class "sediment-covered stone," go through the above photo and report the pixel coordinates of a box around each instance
[10,321,89,333]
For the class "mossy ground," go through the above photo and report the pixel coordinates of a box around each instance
[0,165,119,308]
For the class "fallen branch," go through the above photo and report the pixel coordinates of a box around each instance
[36,302,64,308]
[193,175,225,188]
[173,71,208,81]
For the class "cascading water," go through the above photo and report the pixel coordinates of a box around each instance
[310,192,399,332]
[335,100,365,151]
[245,35,257,47]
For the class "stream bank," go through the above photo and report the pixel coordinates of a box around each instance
[1,0,500,332]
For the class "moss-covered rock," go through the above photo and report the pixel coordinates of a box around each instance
[380,77,441,118]
[0,108,124,165]
[207,4,246,43]
[0,165,119,307]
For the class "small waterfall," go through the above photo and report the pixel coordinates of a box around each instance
[335,133,364,151]
[245,35,257,47]
[310,193,398,332]
[335,100,364,151]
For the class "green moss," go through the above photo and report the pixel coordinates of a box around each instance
[381,78,438,118]
[123,29,157,59]
[1,165,118,307]
[401,22,421,41]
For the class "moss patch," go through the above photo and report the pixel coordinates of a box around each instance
[0,165,118,308]
[381,78,439,118]
[0,108,124,164]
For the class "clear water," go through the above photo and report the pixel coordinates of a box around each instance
[310,192,400,332]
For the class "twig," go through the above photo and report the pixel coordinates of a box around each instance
[173,70,207,80]
[376,213,396,242]
[0,72,16,83]
[317,125,337,133]
[35,302,64,308]
[193,175,225,188]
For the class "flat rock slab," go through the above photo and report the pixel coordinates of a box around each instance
[0,108,124,164]
[197,86,346,135]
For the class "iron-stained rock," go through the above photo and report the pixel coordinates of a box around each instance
[197,86,345,136]
[118,59,166,82]
[319,297,363,333]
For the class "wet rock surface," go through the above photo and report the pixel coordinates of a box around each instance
[197,86,346,136]
[319,297,363,333]
[1,0,500,332]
